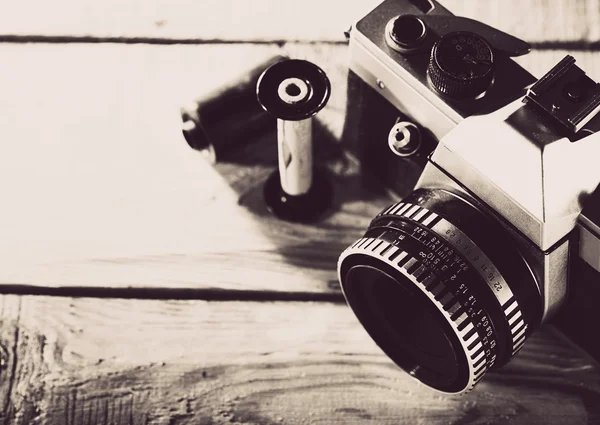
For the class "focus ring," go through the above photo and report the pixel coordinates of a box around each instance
[378,201,528,357]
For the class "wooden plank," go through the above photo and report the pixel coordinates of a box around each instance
[0,0,597,44]
[0,43,382,295]
[0,298,21,422]
[1,295,598,424]
[1,43,599,294]
[515,49,600,79]
[448,0,600,46]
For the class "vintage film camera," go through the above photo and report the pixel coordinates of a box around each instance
[337,0,600,394]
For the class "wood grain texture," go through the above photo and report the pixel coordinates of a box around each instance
[0,0,598,44]
[0,295,597,424]
[0,43,599,294]
[0,1,599,424]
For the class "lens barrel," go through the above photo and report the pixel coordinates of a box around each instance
[338,188,542,393]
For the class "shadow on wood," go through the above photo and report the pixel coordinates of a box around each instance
[202,117,394,293]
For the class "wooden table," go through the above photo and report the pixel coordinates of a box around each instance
[2,1,600,423]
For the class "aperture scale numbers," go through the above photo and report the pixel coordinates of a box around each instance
[405,221,499,372]
[379,218,499,377]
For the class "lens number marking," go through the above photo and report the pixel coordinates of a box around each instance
[385,202,528,361]
[433,221,512,306]
[398,220,499,378]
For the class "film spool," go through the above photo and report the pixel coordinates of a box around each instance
[180,55,287,163]
[257,59,332,223]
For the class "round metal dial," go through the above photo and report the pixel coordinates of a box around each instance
[427,31,495,100]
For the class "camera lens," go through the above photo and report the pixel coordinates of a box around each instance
[338,188,543,393]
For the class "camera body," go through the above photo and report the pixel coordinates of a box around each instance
[340,0,600,393]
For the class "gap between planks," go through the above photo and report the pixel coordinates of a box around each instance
[0,284,346,303]
[0,0,599,44]
[1,36,600,52]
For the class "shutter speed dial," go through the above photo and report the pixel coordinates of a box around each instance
[427,31,495,100]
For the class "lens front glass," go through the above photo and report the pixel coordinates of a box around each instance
[391,15,427,47]
[345,264,463,390]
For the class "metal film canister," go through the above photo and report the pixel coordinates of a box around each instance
[257,59,332,223]
[181,55,287,163]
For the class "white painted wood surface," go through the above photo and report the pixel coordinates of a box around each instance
[0,42,599,291]
[0,0,597,43]
[0,43,354,291]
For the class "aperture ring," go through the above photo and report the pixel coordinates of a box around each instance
[378,202,528,356]
[338,237,490,393]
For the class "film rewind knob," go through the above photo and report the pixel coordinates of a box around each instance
[256,59,332,223]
